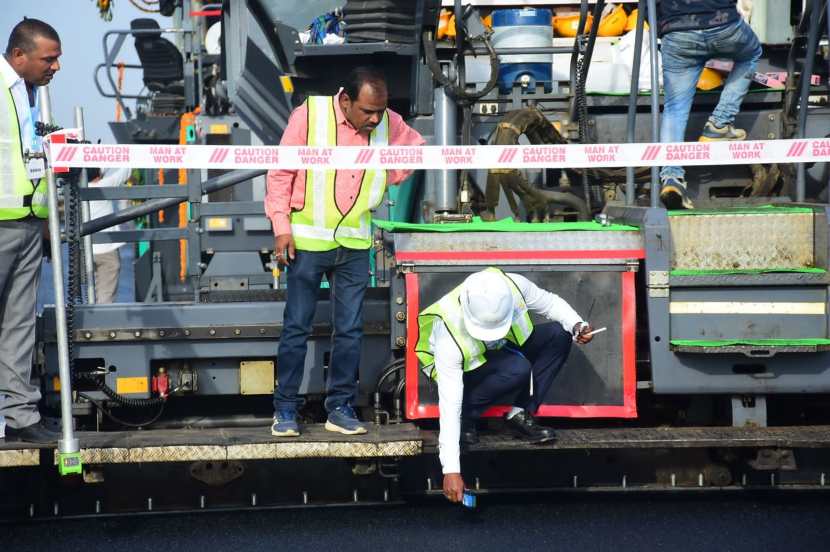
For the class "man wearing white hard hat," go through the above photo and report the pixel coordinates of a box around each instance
[416,267,594,503]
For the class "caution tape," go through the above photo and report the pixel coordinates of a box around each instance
[45,139,830,172]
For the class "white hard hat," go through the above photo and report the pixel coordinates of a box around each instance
[460,270,515,341]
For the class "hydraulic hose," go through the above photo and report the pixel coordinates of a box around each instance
[422,29,500,103]
[375,358,406,395]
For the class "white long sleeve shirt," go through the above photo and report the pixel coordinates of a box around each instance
[431,273,585,474]
[88,167,132,255]
[0,54,41,159]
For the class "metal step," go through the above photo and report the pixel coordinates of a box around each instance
[668,208,816,272]
[0,424,423,468]
[436,425,830,452]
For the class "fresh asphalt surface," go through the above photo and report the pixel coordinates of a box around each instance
[27,246,830,550]
[5,493,830,551]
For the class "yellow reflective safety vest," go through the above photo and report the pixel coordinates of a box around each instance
[416,268,534,379]
[290,95,389,251]
[0,80,48,220]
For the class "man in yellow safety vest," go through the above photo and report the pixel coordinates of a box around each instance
[416,268,596,503]
[265,66,424,436]
[0,19,61,443]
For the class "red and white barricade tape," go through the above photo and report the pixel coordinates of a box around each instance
[44,139,830,172]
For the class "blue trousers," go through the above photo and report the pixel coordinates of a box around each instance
[274,247,370,413]
[660,18,762,180]
[461,322,573,420]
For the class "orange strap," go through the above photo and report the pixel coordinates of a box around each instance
[177,109,200,281]
[114,62,126,122]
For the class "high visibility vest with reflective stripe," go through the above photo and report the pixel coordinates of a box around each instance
[416,268,534,380]
[0,82,48,220]
[290,95,389,251]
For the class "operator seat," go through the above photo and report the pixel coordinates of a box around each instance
[130,18,185,96]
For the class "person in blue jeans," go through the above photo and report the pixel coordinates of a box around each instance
[265,67,424,437]
[657,1,763,209]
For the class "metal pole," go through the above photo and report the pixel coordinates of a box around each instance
[625,0,647,205]
[40,86,79,455]
[646,0,661,208]
[434,83,457,213]
[796,0,823,202]
[73,107,96,304]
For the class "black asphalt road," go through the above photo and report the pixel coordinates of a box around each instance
[6,494,830,551]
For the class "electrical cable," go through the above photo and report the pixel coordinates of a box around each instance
[79,392,166,428]
[64,175,166,429]
[375,359,406,395]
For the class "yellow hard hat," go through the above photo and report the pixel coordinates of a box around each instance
[697,68,725,91]
[436,9,455,40]
[553,14,594,37]
[598,5,627,37]
[624,9,650,32]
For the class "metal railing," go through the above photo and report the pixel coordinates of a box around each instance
[93,27,194,120]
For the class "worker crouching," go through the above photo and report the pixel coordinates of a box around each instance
[416,267,595,503]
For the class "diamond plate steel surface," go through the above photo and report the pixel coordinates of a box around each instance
[76,448,130,464]
[378,440,422,456]
[54,441,423,465]
[670,213,814,271]
[394,231,643,265]
[131,446,229,463]
[0,449,39,468]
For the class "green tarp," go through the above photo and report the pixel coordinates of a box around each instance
[373,217,639,233]
[670,268,826,277]
[671,338,830,347]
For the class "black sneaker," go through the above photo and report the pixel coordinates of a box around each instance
[504,411,556,444]
[461,418,479,446]
[659,176,694,210]
[699,120,746,142]
[5,420,59,444]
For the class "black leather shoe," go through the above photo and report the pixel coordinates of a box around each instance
[5,420,59,444]
[460,418,479,446]
[504,411,556,444]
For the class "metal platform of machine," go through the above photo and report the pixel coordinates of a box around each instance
[0,424,423,468]
[444,425,830,452]
[5,424,830,469]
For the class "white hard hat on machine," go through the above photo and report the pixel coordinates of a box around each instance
[460,270,515,341]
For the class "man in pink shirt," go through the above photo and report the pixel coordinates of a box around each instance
[265,66,424,437]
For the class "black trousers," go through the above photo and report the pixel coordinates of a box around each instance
[461,322,573,420]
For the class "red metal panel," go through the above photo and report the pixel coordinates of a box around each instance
[404,263,639,420]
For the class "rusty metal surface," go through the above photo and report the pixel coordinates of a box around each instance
[671,345,830,354]
[670,212,814,271]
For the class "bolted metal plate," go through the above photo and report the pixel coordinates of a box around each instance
[239,360,275,395]
[670,213,814,271]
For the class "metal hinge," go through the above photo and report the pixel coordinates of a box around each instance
[647,270,669,298]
